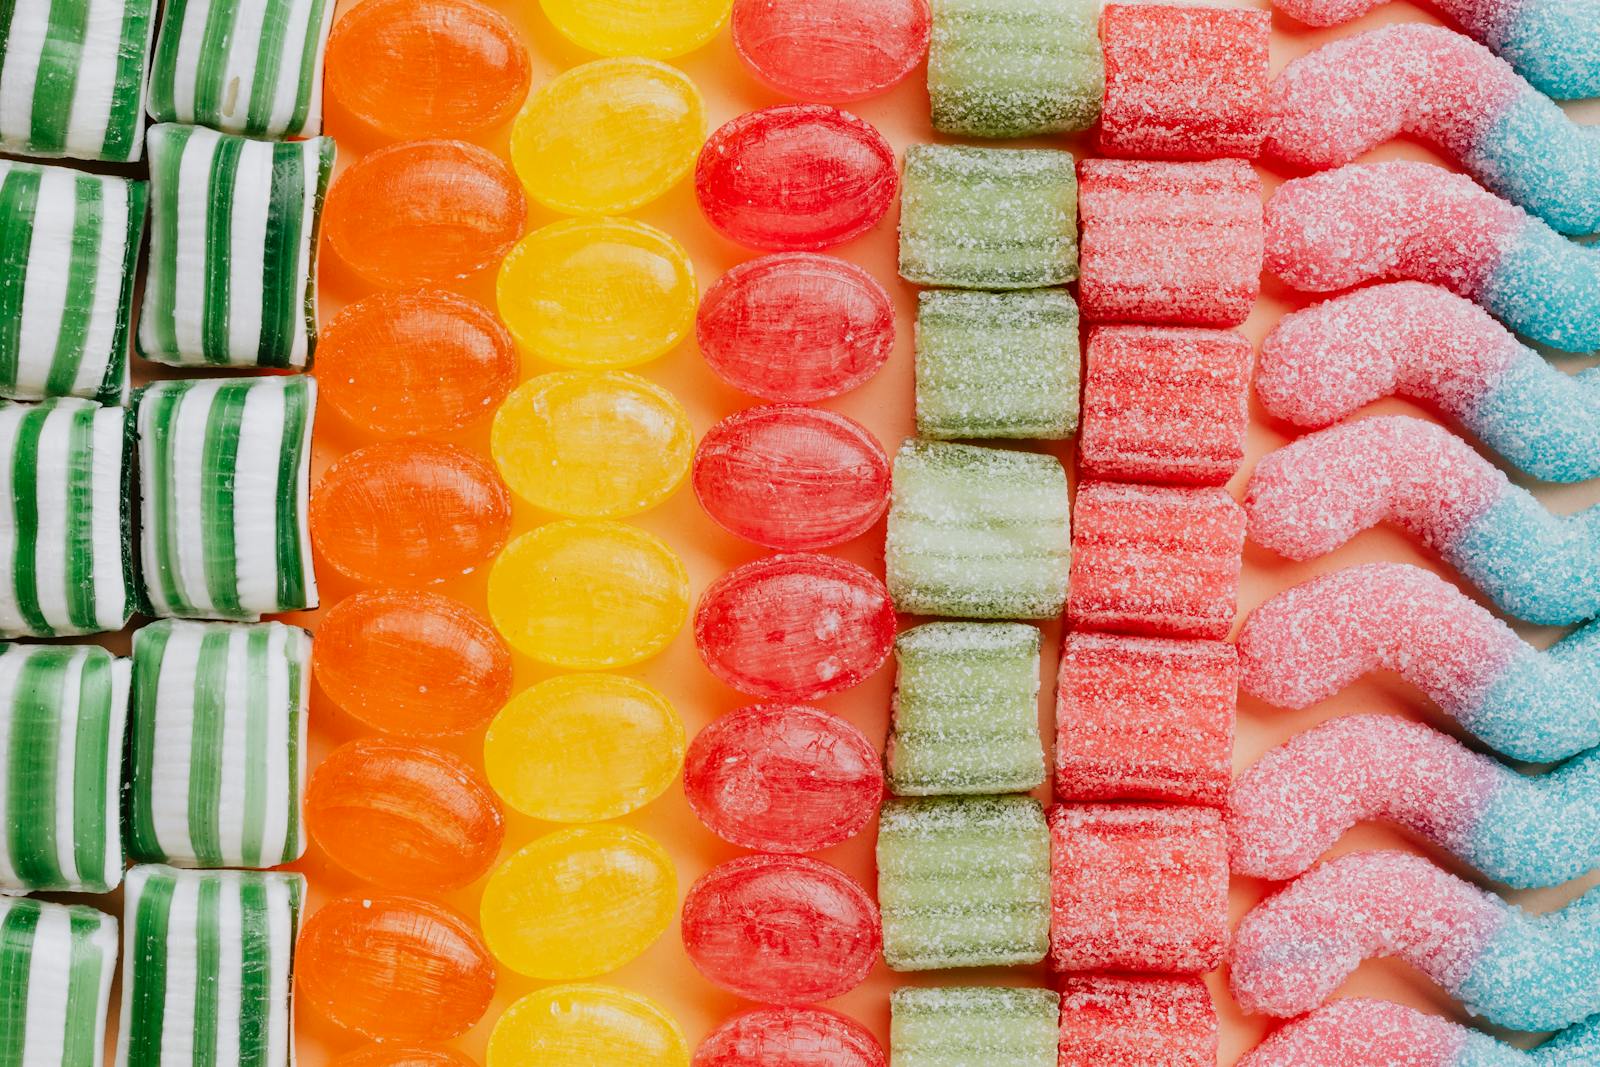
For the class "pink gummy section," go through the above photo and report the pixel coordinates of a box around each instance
[1264,162,1528,296]
[1098,5,1271,160]
[1078,159,1264,327]
[1080,325,1254,487]
[1058,975,1219,1067]
[1229,851,1506,1017]
[1271,0,1517,40]
[1239,999,1469,1067]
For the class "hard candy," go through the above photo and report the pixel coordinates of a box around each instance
[540,0,730,59]
[694,1008,885,1067]
[487,986,688,1067]
[731,0,930,102]
[332,1047,479,1067]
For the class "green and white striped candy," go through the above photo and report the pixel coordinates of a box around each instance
[117,864,303,1067]
[0,897,118,1067]
[138,124,334,369]
[0,644,128,893]
[146,0,334,139]
[127,619,309,869]
[0,161,147,403]
[135,376,317,620]
[0,398,132,639]
[0,0,157,162]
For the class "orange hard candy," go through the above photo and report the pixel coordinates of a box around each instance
[332,1046,478,1067]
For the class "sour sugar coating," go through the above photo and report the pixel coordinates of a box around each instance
[890,986,1060,1067]
[1233,715,1600,889]
[1245,415,1600,626]
[1058,975,1218,1067]
[1237,562,1600,763]
[1265,162,1600,354]
[1256,283,1600,484]
[1231,849,1600,1032]
[1267,25,1600,236]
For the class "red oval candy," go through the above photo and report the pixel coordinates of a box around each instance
[695,105,897,251]
[694,1007,885,1067]
[731,0,930,103]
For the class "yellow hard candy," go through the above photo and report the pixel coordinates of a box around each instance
[487,985,688,1067]
[540,0,731,59]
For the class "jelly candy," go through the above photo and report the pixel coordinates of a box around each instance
[511,58,705,215]
[692,406,890,550]
[484,674,684,823]
[318,291,517,437]
[680,855,880,1005]
[696,253,894,401]
[497,219,698,370]
[682,703,882,853]
[488,521,689,668]
[310,442,512,586]
[297,895,496,1042]
[1059,976,1218,1067]
[540,0,731,59]
[694,553,894,700]
[333,1047,479,1067]
[731,0,930,102]
[1049,804,1228,975]
[492,372,692,518]
[487,985,688,1067]
[305,738,504,890]
[890,987,1059,1067]
[696,106,897,252]
[0,898,118,1061]
[694,1008,884,1067]
[325,0,530,139]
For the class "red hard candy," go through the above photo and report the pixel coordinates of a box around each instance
[696,106,898,251]
[695,553,895,700]
[694,1007,885,1067]
[731,0,930,103]
[680,855,880,1005]
[683,703,882,853]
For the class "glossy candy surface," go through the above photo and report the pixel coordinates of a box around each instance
[693,1007,885,1067]
[731,0,931,102]
[332,1047,480,1067]
[540,0,731,59]
[488,985,689,1067]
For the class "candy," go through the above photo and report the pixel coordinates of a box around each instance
[898,145,1078,291]
[0,897,118,1067]
[915,289,1080,441]
[693,406,890,550]
[731,0,930,102]
[694,553,894,700]
[493,372,692,519]
[489,521,689,669]
[889,987,1060,1067]
[324,140,525,290]
[1078,158,1263,327]
[0,399,130,637]
[1266,161,1600,354]
[1050,804,1229,975]
[497,218,698,370]
[1246,415,1600,626]
[540,0,730,59]
[695,1009,882,1067]
[324,0,530,139]
[479,826,676,980]
[876,795,1051,970]
[318,291,517,437]
[696,253,894,402]
[138,125,333,368]
[1079,326,1253,486]
[0,163,144,403]
[683,703,881,852]
[485,674,684,823]
[511,58,705,215]
[680,855,880,1005]
[487,985,688,1067]
[333,1048,479,1067]
[696,106,897,252]
[927,0,1102,137]
[885,439,1071,619]
[887,622,1045,796]
[1055,633,1236,806]
[1058,976,1218,1067]
[1066,481,1246,640]
[305,738,504,890]
[1237,562,1600,763]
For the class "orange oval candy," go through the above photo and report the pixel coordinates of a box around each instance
[333,1047,478,1067]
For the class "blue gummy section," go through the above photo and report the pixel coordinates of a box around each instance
[1468,748,1600,889]
[1491,0,1600,100]
[1469,355,1600,483]
[1464,618,1600,762]
[1537,1014,1600,1061]
[1467,92,1600,235]
[1451,493,1600,626]
[1458,885,1600,1031]
[1479,223,1600,354]
[1458,1038,1528,1067]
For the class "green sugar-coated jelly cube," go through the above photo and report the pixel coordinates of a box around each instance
[899,146,1078,292]
[890,986,1060,1067]
[928,0,1103,138]
[888,622,1044,796]
[0,897,119,1067]
[915,289,1080,441]
[876,795,1051,970]
[885,439,1070,620]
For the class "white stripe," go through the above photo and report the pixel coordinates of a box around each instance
[158,873,201,1065]
[216,0,268,133]
[231,381,283,618]
[65,0,121,157]
[215,880,242,1061]
[71,176,130,400]
[223,140,271,367]
[88,402,128,631]
[169,130,216,362]
[292,379,316,605]
[101,658,129,890]
[114,868,148,1067]
[0,411,23,635]
[86,911,117,1067]
[256,624,290,865]
[149,624,200,863]
[216,628,249,863]
[135,390,168,617]
[171,381,221,616]
[14,167,76,399]
[19,904,73,1067]
[0,7,46,147]
[163,0,211,124]
[50,649,85,886]
[264,876,298,1067]
[268,0,321,136]
[289,142,325,367]
[32,404,74,629]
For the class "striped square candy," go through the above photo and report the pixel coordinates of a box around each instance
[0,161,146,403]
[135,376,317,620]
[138,124,334,369]
[117,865,303,1067]
[127,619,310,869]
[0,897,118,1067]
[0,398,132,639]
[0,0,156,162]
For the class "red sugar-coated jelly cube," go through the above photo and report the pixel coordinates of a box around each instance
[1080,325,1253,487]
[1066,481,1246,640]
[1049,804,1229,974]
[1077,159,1264,327]
[694,1007,885,1067]
[1055,633,1237,806]
[1098,4,1271,161]
[1058,975,1219,1067]
[731,0,931,103]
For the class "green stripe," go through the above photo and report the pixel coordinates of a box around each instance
[9,407,49,636]
[237,879,270,1067]
[244,0,290,135]
[241,628,267,866]
[60,911,104,1067]
[145,126,191,360]
[145,0,186,121]
[304,140,334,362]
[0,902,40,1066]
[102,0,153,159]
[127,874,175,1065]
[201,135,243,365]
[0,0,18,111]
[191,0,241,128]
[191,878,220,1067]
[143,382,195,615]
[102,181,146,402]
[70,653,112,889]
[28,0,90,155]
[6,651,68,887]
[274,381,309,609]
[127,624,171,862]
[0,168,42,390]
[280,646,301,863]
[257,143,304,368]
[200,382,247,614]
[62,404,98,631]
[288,0,330,135]
[44,177,103,398]
[187,630,230,866]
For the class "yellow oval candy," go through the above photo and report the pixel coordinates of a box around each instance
[487,985,688,1067]
[540,0,731,60]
